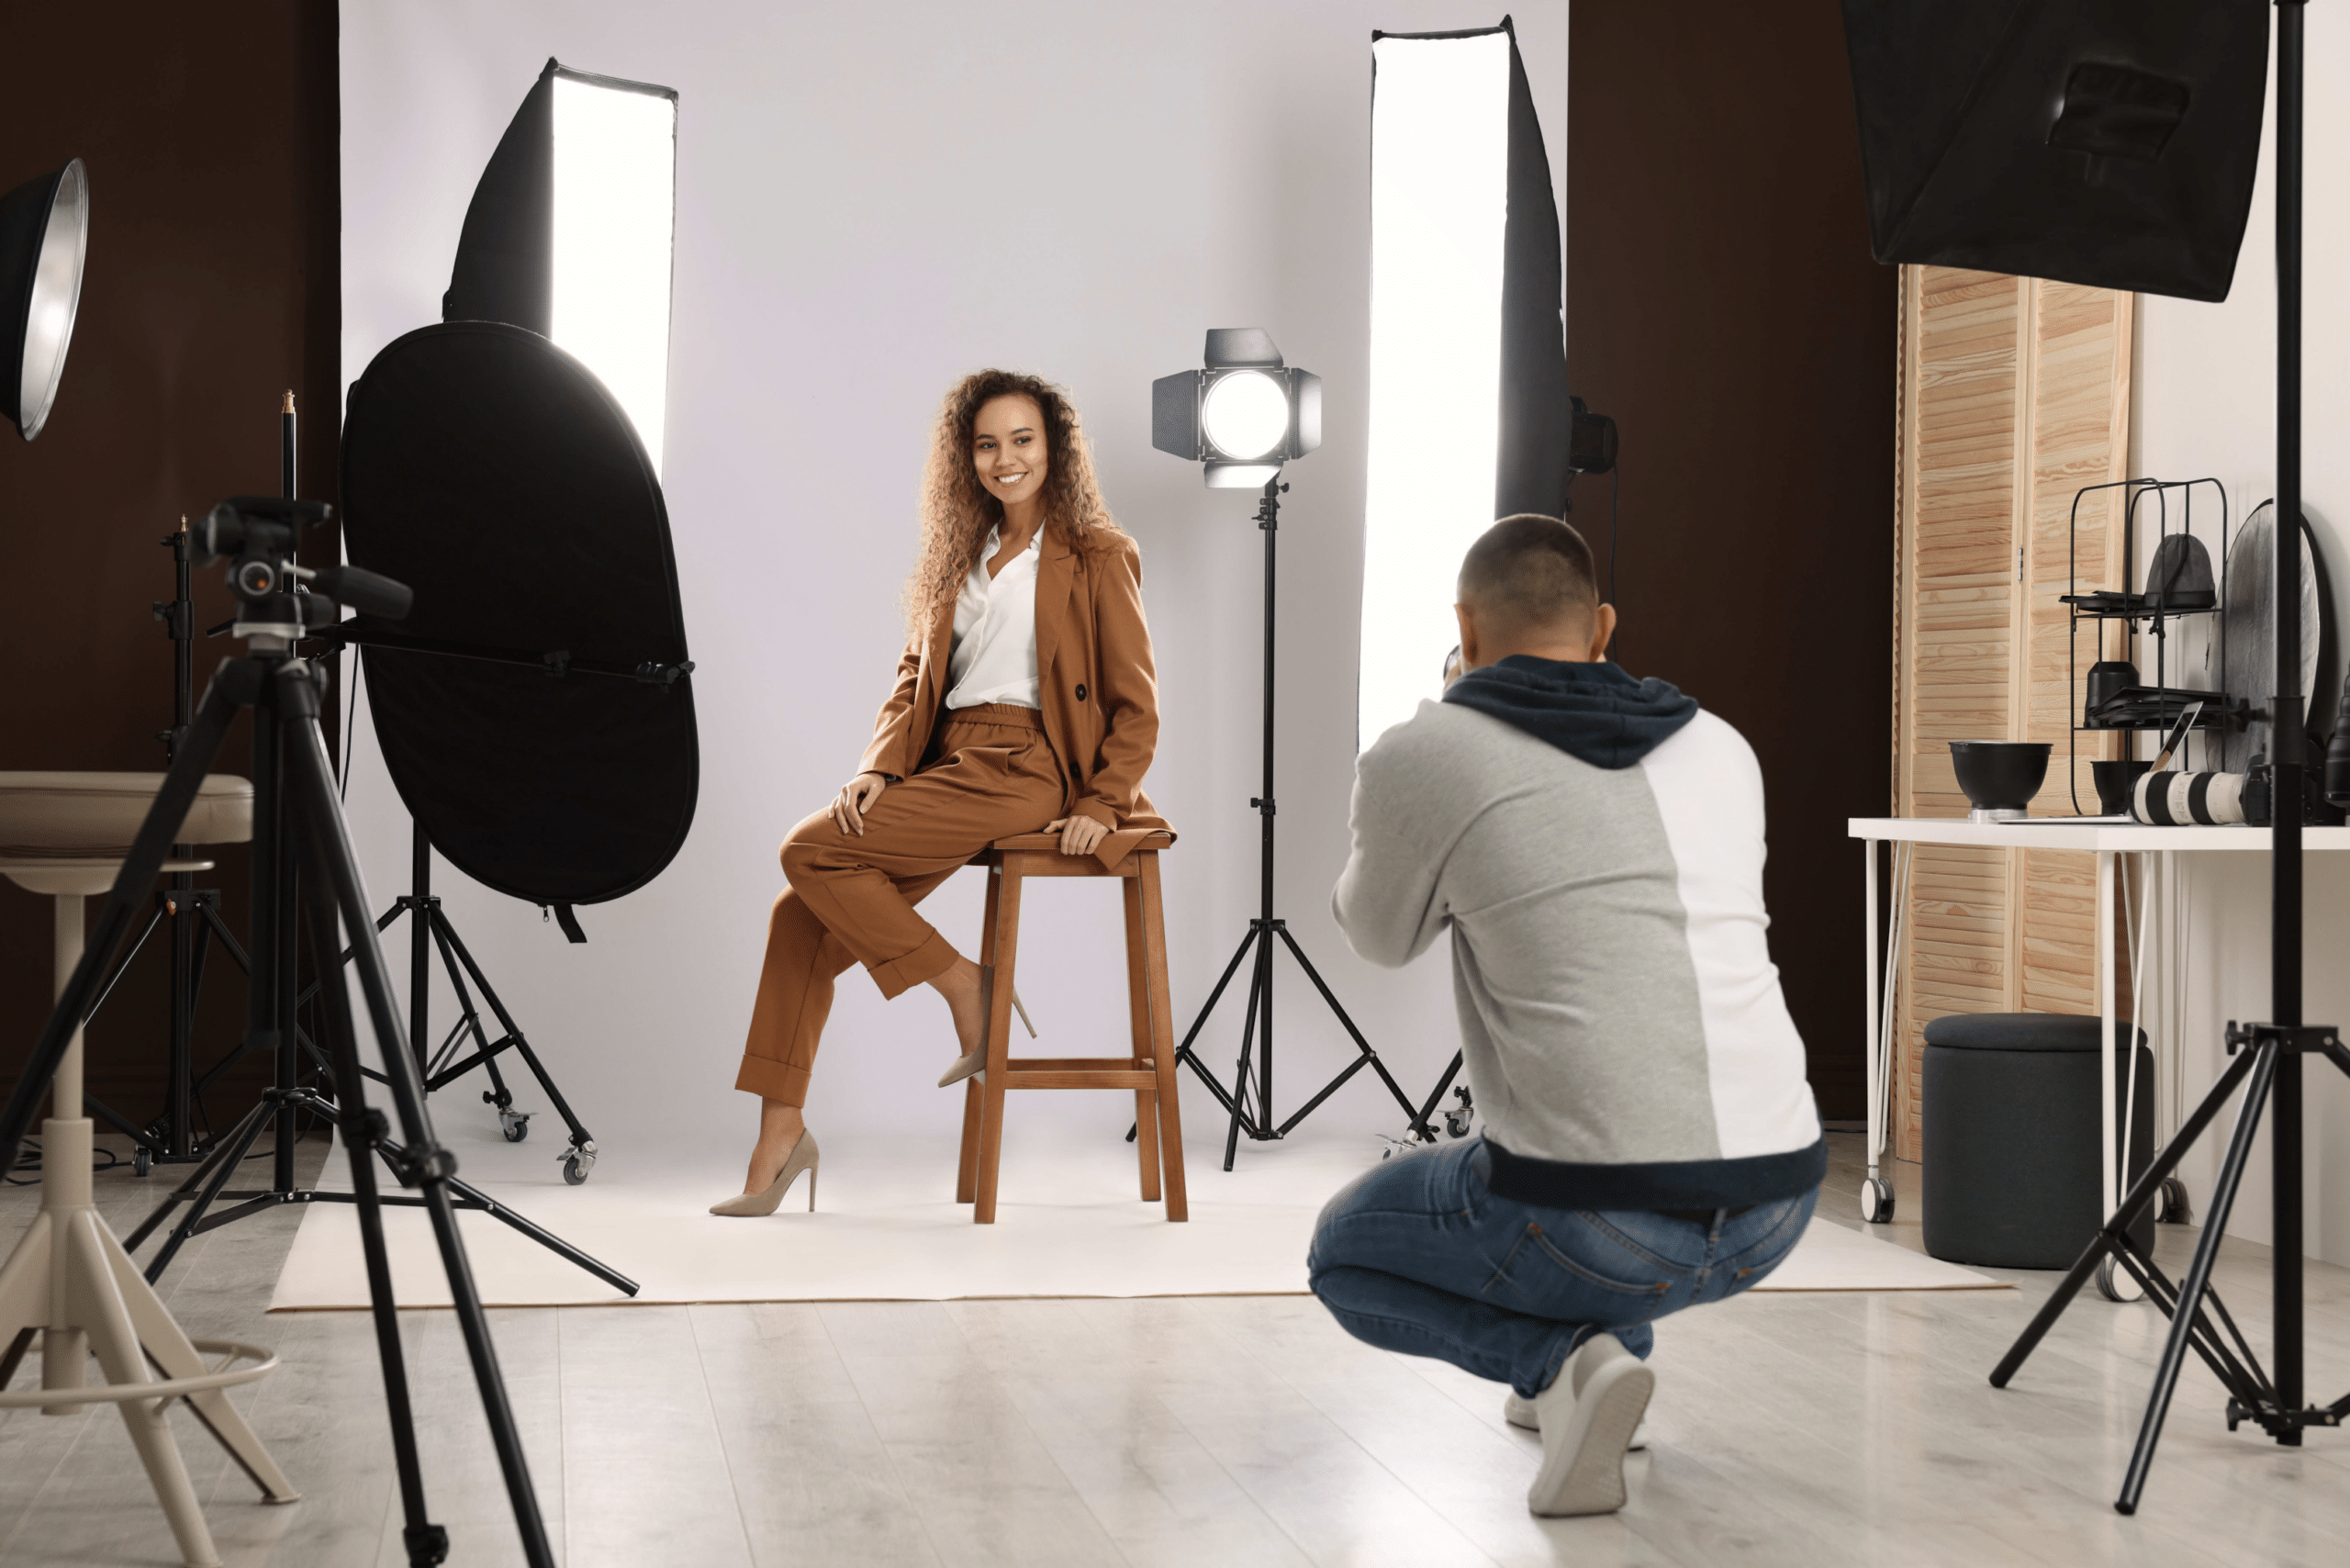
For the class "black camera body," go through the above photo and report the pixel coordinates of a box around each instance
[2241,756,2346,827]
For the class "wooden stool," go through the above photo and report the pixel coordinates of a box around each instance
[956,832,1187,1224]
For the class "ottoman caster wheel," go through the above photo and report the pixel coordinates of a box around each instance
[1860,1176,1895,1225]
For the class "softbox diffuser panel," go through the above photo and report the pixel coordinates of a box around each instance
[445,59,678,473]
[1360,21,1572,748]
[1841,0,2268,301]
[341,321,698,907]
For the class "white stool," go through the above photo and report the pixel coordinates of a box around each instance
[0,772,294,1568]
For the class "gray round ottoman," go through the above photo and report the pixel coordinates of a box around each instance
[1921,1012,2155,1268]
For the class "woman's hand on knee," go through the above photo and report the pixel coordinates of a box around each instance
[1045,813,1109,857]
[830,771,890,835]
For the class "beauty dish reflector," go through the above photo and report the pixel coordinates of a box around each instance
[340,321,698,908]
[1,158,90,442]
[1840,0,2268,300]
[444,59,677,472]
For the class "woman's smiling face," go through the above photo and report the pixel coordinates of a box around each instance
[971,394,1047,512]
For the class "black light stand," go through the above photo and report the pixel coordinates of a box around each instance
[355,823,601,1182]
[1166,477,1431,1169]
[1989,2,2348,1512]
[0,497,585,1567]
[75,402,331,1172]
[65,523,258,1173]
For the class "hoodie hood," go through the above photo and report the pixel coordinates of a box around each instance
[1442,655,1699,769]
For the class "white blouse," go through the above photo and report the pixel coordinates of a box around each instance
[944,523,1043,710]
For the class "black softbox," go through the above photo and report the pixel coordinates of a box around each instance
[1841,0,2269,300]
[340,321,698,912]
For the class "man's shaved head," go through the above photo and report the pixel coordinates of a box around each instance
[1458,514,1600,640]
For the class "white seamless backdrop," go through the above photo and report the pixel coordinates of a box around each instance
[337,2,1569,1155]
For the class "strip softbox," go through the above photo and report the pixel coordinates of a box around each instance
[444,58,678,472]
[340,321,698,911]
[1359,19,1574,747]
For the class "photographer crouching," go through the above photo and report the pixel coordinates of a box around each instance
[1309,514,1825,1518]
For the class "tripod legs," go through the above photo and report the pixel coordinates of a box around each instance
[334,883,600,1177]
[424,907,598,1174]
[2114,1042,2279,1513]
[1990,1032,2350,1515]
[1172,920,1433,1172]
[280,668,556,1568]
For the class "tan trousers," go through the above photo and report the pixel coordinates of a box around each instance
[734,704,1066,1105]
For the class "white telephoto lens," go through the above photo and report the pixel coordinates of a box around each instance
[1201,370,1290,460]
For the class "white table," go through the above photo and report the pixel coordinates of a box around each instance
[1849,818,2350,1294]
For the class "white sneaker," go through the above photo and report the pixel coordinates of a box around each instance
[1524,1334,1654,1517]
[1504,1385,1646,1450]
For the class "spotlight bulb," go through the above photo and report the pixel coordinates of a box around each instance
[1202,371,1289,461]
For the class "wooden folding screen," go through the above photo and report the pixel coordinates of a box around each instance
[1889,266,2133,1159]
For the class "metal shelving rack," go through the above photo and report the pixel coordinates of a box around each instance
[2063,476,2240,813]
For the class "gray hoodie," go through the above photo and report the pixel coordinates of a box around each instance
[1333,657,1823,1210]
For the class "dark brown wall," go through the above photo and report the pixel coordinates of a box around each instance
[1,4,340,1123]
[1570,4,1892,1119]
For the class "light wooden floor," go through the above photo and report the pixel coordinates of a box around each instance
[3,1127,2347,1567]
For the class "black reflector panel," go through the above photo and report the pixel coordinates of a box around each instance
[341,321,697,906]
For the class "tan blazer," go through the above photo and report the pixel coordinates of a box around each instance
[860,527,1173,868]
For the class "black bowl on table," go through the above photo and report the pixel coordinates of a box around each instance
[2091,758,2153,816]
[1949,741,2052,823]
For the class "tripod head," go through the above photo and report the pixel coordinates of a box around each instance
[195,496,412,650]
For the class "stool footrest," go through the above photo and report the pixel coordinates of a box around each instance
[1003,1059,1158,1090]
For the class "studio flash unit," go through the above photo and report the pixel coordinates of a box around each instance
[1145,326,1427,1166]
[1151,328,1321,487]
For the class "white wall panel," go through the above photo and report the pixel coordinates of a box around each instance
[337,1,1568,1156]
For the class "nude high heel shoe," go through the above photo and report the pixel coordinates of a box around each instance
[710,1129,820,1216]
[937,964,994,1087]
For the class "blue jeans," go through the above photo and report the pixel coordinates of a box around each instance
[1306,1137,1818,1397]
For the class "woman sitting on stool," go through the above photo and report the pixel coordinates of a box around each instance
[713,370,1169,1216]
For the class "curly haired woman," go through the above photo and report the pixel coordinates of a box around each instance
[712,371,1169,1215]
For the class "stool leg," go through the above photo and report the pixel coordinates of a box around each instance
[1124,875,1162,1203]
[973,860,1024,1225]
[1140,854,1186,1222]
[956,1080,983,1204]
[957,866,1002,1205]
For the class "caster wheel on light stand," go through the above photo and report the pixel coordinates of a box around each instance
[2155,1176,2191,1225]
[132,1146,152,1177]
[560,1143,597,1184]
[498,1109,532,1143]
[2096,1255,2146,1303]
[1861,1176,1895,1225]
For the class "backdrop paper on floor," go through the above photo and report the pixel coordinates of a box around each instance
[339,2,1567,1149]
[269,1120,2005,1307]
